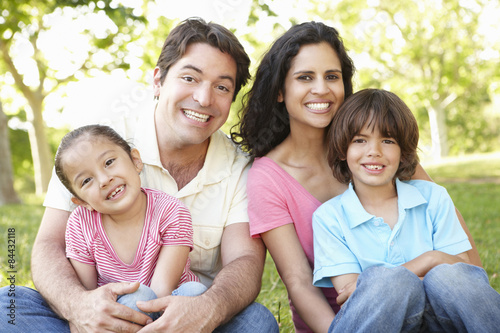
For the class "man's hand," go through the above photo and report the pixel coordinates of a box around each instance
[137,294,217,333]
[70,282,152,333]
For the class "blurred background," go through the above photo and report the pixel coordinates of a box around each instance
[1,2,499,330]
[1,0,499,199]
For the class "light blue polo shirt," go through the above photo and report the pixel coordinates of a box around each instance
[312,179,472,288]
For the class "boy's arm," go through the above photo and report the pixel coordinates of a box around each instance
[331,273,360,307]
[413,164,482,267]
[149,245,191,298]
[69,259,98,290]
[402,250,469,278]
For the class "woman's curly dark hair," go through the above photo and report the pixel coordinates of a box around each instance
[231,21,355,157]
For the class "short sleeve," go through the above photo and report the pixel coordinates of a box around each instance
[247,165,293,237]
[429,185,472,254]
[65,208,95,265]
[225,161,251,226]
[155,195,194,249]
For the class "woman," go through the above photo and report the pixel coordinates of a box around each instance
[232,21,481,332]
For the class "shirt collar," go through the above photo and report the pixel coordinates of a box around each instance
[341,179,428,229]
[133,104,238,187]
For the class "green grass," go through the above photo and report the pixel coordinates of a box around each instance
[1,152,499,332]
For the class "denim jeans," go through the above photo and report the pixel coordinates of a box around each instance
[116,282,208,321]
[1,284,278,332]
[329,263,500,333]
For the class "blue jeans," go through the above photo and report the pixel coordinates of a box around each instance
[329,263,500,333]
[116,282,208,321]
[0,284,278,332]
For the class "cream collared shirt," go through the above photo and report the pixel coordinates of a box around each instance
[45,106,251,286]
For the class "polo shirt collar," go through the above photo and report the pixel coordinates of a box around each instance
[340,179,427,229]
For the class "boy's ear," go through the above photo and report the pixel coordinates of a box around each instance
[71,197,94,212]
[131,148,143,173]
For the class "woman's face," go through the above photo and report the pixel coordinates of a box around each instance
[279,42,345,133]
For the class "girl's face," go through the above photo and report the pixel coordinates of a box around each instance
[62,138,143,216]
[346,124,401,193]
[279,42,345,133]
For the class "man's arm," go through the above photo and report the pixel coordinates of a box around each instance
[413,164,482,267]
[31,207,151,332]
[137,222,266,332]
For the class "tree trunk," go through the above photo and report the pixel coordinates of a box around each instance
[25,95,53,196]
[0,101,22,205]
[427,104,449,160]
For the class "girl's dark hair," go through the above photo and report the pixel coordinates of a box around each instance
[231,21,355,157]
[54,125,132,198]
[327,89,420,184]
[156,17,250,101]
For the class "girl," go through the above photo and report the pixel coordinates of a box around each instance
[313,88,500,332]
[54,124,206,322]
[232,21,481,332]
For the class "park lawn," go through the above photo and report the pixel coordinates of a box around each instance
[1,153,499,332]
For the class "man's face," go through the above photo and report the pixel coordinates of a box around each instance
[153,42,237,149]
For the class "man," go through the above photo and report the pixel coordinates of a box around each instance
[7,18,278,332]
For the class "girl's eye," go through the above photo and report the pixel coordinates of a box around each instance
[105,158,115,167]
[81,178,91,187]
[353,138,365,143]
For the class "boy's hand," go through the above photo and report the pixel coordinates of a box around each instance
[336,281,357,307]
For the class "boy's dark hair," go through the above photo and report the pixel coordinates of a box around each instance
[327,88,420,184]
[156,17,250,101]
[54,125,132,198]
[231,21,355,157]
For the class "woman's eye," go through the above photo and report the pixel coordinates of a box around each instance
[297,75,312,81]
[326,74,339,80]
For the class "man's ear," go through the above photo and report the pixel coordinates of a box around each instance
[131,148,143,173]
[71,197,94,212]
[153,67,162,99]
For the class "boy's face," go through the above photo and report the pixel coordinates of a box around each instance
[63,138,143,215]
[153,42,237,149]
[346,124,401,192]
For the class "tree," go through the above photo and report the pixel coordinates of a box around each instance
[0,0,148,195]
[0,100,21,205]
[321,0,500,158]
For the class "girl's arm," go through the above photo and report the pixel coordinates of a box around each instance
[150,245,191,298]
[403,250,469,278]
[413,164,482,267]
[262,224,335,333]
[69,259,98,290]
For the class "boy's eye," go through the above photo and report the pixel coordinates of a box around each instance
[383,139,397,144]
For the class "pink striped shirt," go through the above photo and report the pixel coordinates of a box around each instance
[65,187,199,287]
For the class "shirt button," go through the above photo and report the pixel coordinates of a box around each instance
[390,242,395,246]
[374,221,380,226]
[205,240,210,246]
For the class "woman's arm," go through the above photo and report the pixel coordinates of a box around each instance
[413,164,482,267]
[263,224,335,333]
[150,245,191,298]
